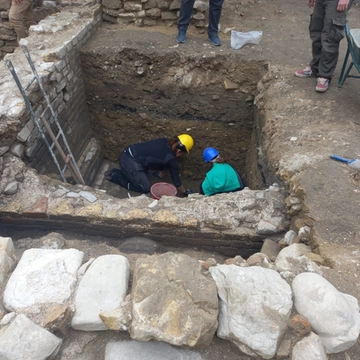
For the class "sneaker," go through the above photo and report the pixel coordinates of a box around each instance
[294,66,313,78]
[176,31,186,43]
[208,34,222,46]
[315,77,329,92]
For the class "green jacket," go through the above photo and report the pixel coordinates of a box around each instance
[201,163,243,196]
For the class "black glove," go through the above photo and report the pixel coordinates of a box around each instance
[183,189,195,196]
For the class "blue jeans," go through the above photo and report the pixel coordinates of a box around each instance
[111,150,151,193]
[178,0,224,36]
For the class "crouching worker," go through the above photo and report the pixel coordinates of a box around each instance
[105,134,195,197]
[200,147,245,196]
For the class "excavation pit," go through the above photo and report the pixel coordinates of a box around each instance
[0,16,288,262]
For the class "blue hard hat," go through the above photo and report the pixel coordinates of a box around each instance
[203,147,219,162]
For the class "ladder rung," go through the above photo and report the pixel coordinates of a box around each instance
[40,105,50,117]
[24,76,36,91]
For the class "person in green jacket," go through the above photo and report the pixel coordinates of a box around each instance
[200,147,245,196]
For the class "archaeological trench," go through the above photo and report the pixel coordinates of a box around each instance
[0,1,360,360]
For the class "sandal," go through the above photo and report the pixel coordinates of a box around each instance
[104,169,113,181]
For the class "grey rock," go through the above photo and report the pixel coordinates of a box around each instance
[4,181,19,195]
[292,332,328,360]
[9,143,24,159]
[15,172,25,182]
[105,340,203,360]
[0,146,9,156]
[210,265,293,359]
[72,255,130,331]
[0,314,62,360]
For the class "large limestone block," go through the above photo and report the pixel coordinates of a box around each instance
[105,340,203,360]
[130,252,218,347]
[71,254,130,331]
[209,265,293,359]
[0,236,16,289]
[292,332,328,360]
[0,314,62,360]
[292,272,360,353]
[3,248,84,311]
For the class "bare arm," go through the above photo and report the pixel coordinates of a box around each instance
[337,0,350,11]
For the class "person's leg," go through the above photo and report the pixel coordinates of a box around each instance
[119,152,151,193]
[9,0,34,41]
[23,0,34,33]
[208,0,224,45]
[177,0,195,42]
[317,0,347,79]
[309,0,326,76]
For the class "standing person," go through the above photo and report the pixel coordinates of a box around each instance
[176,0,224,46]
[200,147,244,196]
[295,0,352,92]
[9,0,36,42]
[105,134,195,196]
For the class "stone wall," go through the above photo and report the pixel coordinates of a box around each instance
[101,0,209,30]
[0,6,101,180]
[0,0,58,60]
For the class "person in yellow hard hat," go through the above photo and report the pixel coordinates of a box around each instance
[105,134,195,196]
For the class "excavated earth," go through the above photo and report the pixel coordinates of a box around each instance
[1,0,360,359]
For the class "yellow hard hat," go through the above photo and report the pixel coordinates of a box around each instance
[177,134,194,153]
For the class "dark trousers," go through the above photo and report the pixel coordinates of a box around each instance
[111,150,151,193]
[309,0,348,79]
[178,0,225,35]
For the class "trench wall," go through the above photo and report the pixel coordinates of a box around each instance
[0,7,102,180]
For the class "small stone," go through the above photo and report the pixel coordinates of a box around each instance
[303,252,325,266]
[277,339,292,358]
[14,172,25,182]
[290,314,311,337]
[284,230,297,245]
[225,255,247,266]
[224,79,239,90]
[4,181,19,195]
[0,146,10,156]
[9,143,24,158]
[247,253,270,266]
[260,239,280,260]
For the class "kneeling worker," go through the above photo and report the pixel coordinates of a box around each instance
[200,147,244,196]
[105,134,195,197]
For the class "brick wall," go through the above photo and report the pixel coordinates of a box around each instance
[0,7,101,183]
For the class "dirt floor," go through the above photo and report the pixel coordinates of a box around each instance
[2,0,360,359]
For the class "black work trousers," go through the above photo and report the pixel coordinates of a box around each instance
[178,0,225,36]
[111,149,151,193]
[309,0,348,79]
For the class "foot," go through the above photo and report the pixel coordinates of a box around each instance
[176,31,186,43]
[315,77,330,92]
[294,66,313,78]
[208,34,222,46]
[104,169,113,181]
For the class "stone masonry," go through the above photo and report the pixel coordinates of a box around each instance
[0,5,101,176]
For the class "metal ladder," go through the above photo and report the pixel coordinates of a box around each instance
[6,45,85,185]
